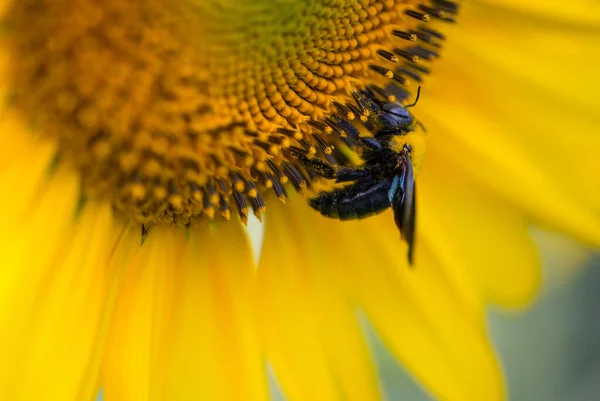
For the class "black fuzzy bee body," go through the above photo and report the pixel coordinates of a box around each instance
[309,177,395,221]
[302,89,420,265]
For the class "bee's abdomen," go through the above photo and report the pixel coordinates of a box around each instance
[309,179,392,220]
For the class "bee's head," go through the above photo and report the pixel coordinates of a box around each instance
[381,102,414,129]
[373,103,415,138]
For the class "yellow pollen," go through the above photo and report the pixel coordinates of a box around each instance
[389,131,427,175]
[169,195,185,210]
[204,207,216,220]
[234,181,246,193]
[130,184,147,201]
[209,193,220,206]
[153,187,168,201]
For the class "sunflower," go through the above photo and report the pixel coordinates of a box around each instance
[1,0,599,401]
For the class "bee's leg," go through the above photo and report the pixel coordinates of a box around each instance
[297,155,337,179]
[351,90,400,131]
[351,90,383,117]
[332,116,382,151]
[298,154,371,183]
[415,119,427,133]
[335,167,372,183]
[357,136,383,151]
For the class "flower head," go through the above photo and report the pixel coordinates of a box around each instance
[6,0,444,227]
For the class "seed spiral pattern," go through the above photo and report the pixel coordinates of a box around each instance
[6,0,458,226]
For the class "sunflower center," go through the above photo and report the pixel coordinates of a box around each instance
[6,0,455,226]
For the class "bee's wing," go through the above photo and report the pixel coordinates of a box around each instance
[390,153,416,265]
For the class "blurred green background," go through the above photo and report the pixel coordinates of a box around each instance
[96,233,600,401]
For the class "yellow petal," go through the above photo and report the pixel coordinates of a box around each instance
[452,2,600,109]
[261,195,503,401]
[102,222,268,401]
[461,0,600,206]
[258,198,382,401]
[0,115,57,220]
[419,98,600,246]
[351,237,504,401]
[416,0,600,244]
[475,0,600,27]
[419,148,541,309]
[0,162,129,400]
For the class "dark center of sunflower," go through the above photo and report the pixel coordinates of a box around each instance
[6,0,455,226]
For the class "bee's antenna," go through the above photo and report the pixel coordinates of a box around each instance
[415,120,427,133]
[405,86,421,108]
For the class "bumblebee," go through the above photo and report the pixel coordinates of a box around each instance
[300,88,425,265]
